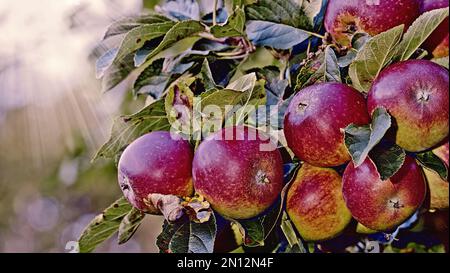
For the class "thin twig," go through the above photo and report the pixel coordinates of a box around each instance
[198,32,227,42]
[213,0,218,26]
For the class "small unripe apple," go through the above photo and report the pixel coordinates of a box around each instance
[192,126,283,219]
[284,83,370,167]
[368,60,449,152]
[287,164,352,241]
[424,142,449,210]
[118,131,194,213]
[324,0,420,46]
[342,155,426,231]
[420,0,449,58]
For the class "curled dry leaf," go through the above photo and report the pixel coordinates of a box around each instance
[146,194,184,222]
[146,193,213,224]
[182,195,212,223]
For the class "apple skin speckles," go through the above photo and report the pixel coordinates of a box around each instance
[287,164,352,241]
[367,60,449,152]
[342,155,426,231]
[284,82,370,167]
[192,126,284,220]
[325,0,420,46]
[118,131,194,213]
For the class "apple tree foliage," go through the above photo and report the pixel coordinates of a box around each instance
[77,0,449,253]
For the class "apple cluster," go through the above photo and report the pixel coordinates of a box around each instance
[284,57,448,240]
[116,0,449,244]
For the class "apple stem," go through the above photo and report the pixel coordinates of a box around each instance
[304,30,325,40]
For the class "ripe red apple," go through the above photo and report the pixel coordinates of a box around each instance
[192,126,283,219]
[324,0,420,46]
[287,163,352,241]
[420,0,449,57]
[367,60,449,152]
[118,131,194,213]
[424,142,449,210]
[342,155,426,231]
[284,83,370,167]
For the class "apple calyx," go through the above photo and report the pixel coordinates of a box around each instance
[416,90,431,103]
[255,170,270,184]
[297,102,308,113]
[389,199,405,210]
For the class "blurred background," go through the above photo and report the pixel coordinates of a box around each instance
[0,0,166,252]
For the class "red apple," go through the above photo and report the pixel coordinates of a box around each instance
[324,0,420,46]
[192,126,283,219]
[287,164,352,241]
[420,0,449,58]
[284,83,370,167]
[424,142,449,210]
[342,155,426,231]
[118,131,194,213]
[367,60,449,152]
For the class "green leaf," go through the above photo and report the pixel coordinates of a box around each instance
[349,25,404,93]
[432,56,449,69]
[280,212,307,253]
[232,200,281,247]
[132,60,167,98]
[395,8,449,61]
[344,107,392,167]
[199,85,266,128]
[93,99,170,160]
[384,242,446,253]
[228,81,267,125]
[114,22,175,65]
[198,58,217,92]
[78,197,132,253]
[264,70,292,129]
[96,48,119,79]
[211,7,246,38]
[337,33,370,68]
[194,73,266,136]
[245,0,312,29]
[240,221,265,246]
[246,20,311,49]
[188,215,217,253]
[117,208,145,244]
[164,77,196,136]
[224,0,257,14]
[296,45,341,89]
[99,22,177,92]
[157,219,189,253]
[370,144,406,181]
[101,52,136,92]
[230,47,281,82]
[417,151,448,181]
[103,12,172,39]
[301,0,324,26]
[134,20,205,66]
[226,72,257,91]
[156,214,217,253]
